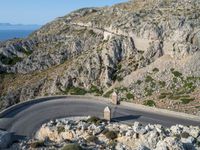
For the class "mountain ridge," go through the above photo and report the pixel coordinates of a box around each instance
[0,0,200,115]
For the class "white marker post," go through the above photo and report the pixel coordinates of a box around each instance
[111,91,118,105]
[104,106,111,121]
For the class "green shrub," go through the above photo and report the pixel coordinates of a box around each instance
[168,95,181,100]
[0,54,22,65]
[136,80,142,85]
[57,126,65,134]
[65,87,87,95]
[87,116,101,124]
[116,76,123,82]
[197,141,200,147]
[87,135,98,143]
[158,94,166,99]
[144,87,153,96]
[88,85,103,95]
[145,76,154,82]
[152,68,159,73]
[158,81,166,87]
[180,98,195,104]
[108,140,117,149]
[126,93,134,99]
[103,90,113,98]
[105,131,118,140]
[30,141,44,148]
[62,144,83,150]
[143,100,156,107]
[180,132,190,138]
[172,70,182,77]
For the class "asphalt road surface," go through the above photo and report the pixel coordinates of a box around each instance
[0,96,200,139]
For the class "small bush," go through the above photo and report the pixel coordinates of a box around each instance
[145,76,154,82]
[172,70,182,77]
[180,98,195,104]
[143,100,156,107]
[158,94,166,99]
[159,81,166,87]
[168,95,181,100]
[87,116,101,124]
[30,141,44,148]
[136,80,142,85]
[62,144,83,150]
[103,90,113,98]
[105,131,118,140]
[57,126,65,134]
[126,93,134,99]
[102,129,109,135]
[181,132,190,138]
[152,68,159,73]
[0,54,23,65]
[87,135,98,143]
[65,87,87,95]
[108,140,117,149]
[116,76,123,82]
[88,85,103,95]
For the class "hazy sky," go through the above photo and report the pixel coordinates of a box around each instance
[0,0,128,25]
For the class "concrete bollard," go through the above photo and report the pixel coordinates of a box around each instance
[111,91,118,105]
[104,106,111,121]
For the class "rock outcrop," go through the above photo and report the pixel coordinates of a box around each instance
[10,117,200,150]
[0,0,200,114]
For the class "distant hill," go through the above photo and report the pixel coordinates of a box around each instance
[0,23,41,30]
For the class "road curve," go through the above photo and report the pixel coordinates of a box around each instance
[0,96,200,139]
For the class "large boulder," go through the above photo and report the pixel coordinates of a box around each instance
[0,130,12,149]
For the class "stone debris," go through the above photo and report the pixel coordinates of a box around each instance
[9,116,200,150]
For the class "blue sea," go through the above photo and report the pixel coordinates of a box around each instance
[0,30,35,41]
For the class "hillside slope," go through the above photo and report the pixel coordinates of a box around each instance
[0,0,200,114]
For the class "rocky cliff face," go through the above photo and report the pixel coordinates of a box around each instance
[0,0,200,114]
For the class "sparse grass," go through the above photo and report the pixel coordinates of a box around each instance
[104,130,118,140]
[87,135,98,143]
[168,94,182,100]
[143,100,156,107]
[62,144,83,150]
[65,86,87,95]
[108,140,117,149]
[180,98,195,104]
[88,85,103,95]
[30,141,45,148]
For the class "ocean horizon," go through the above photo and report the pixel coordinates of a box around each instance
[0,30,35,41]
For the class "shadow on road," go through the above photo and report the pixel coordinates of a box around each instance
[112,115,141,122]
[11,132,27,141]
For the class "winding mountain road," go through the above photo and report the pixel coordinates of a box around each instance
[0,96,200,139]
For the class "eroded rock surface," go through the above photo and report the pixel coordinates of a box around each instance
[0,0,200,114]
